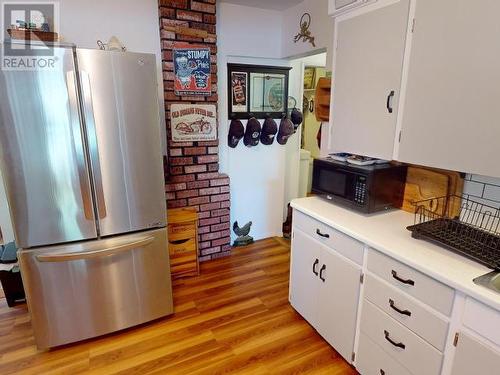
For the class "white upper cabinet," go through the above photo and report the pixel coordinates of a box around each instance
[328,0,376,17]
[330,0,410,160]
[397,0,500,177]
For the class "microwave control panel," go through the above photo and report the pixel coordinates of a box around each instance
[354,176,367,205]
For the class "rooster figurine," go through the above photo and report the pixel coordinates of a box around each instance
[233,221,254,247]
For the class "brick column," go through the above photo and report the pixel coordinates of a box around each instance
[159,0,231,261]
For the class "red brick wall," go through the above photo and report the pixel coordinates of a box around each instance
[159,0,231,261]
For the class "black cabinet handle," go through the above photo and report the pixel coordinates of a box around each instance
[313,259,319,276]
[319,264,326,282]
[384,330,406,349]
[316,229,330,238]
[389,299,412,317]
[391,270,415,286]
[386,90,395,113]
[380,370,386,375]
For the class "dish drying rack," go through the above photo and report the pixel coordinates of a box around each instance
[407,195,500,271]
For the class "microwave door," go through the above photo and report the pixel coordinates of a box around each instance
[315,168,354,200]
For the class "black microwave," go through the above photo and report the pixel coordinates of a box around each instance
[312,158,407,213]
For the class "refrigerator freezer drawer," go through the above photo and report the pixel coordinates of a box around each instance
[18,228,173,349]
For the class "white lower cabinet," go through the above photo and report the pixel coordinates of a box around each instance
[450,333,500,375]
[290,208,500,375]
[290,227,362,362]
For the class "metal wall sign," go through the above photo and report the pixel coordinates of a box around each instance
[173,44,211,96]
[170,104,217,142]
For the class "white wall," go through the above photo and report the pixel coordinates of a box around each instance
[218,3,292,242]
[282,0,334,67]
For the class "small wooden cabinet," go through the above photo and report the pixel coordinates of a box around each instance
[167,208,199,278]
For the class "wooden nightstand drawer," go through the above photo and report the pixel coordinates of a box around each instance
[167,208,199,278]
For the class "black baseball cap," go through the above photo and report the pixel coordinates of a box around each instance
[290,108,303,131]
[228,119,245,148]
[260,117,278,145]
[277,117,295,145]
[244,117,261,147]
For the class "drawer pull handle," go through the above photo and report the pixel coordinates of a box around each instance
[384,330,406,349]
[380,370,385,375]
[319,264,326,282]
[316,229,330,238]
[169,238,190,245]
[391,270,415,286]
[389,299,412,316]
[313,259,319,276]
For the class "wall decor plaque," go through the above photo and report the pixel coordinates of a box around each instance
[170,104,217,142]
[173,44,211,96]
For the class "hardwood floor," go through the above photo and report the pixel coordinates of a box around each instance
[0,238,357,374]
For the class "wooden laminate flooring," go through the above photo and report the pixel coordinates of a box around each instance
[0,237,357,375]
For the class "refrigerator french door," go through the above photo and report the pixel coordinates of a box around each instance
[76,49,167,237]
[0,45,173,349]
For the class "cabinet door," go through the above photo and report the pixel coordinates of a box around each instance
[289,229,321,328]
[451,333,500,375]
[331,0,410,159]
[317,248,362,362]
[398,0,500,177]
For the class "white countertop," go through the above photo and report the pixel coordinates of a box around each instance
[291,197,500,311]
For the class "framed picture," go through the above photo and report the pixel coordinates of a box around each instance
[230,71,248,113]
[173,44,211,96]
[170,104,217,142]
[249,72,287,113]
[227,63,291,120]
[303,67,316,90]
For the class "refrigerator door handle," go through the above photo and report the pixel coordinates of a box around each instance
[35,236,154,262]
[80,71,107,219]
[66,71,94,221]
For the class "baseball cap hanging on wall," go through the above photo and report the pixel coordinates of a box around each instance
[288,96,303,132]
[277,116,295,145]
[228,119,245,148]
[244,117,261,147]
[290,108,303,132]
[260,117,278,145]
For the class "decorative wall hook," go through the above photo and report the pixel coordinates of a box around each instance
[293,13,316,47]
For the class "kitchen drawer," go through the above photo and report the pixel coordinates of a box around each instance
[293,210,364,265]
[168,222,196,241]
[462,297,500,346]
[360,300,443,375]
[356,332,412,375]
[364,273,449,351]
[368,249,455,316]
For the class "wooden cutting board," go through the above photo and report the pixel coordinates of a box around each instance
[401,167,450,214]
[419,167,465,217]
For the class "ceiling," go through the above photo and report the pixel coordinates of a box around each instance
[220,0,303,11]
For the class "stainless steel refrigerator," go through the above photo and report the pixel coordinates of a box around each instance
[0,44,173,349]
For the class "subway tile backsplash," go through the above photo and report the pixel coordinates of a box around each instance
[464,174,500,207]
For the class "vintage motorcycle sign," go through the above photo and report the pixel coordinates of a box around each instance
[173,45,211,96]
[170,104,217,142]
